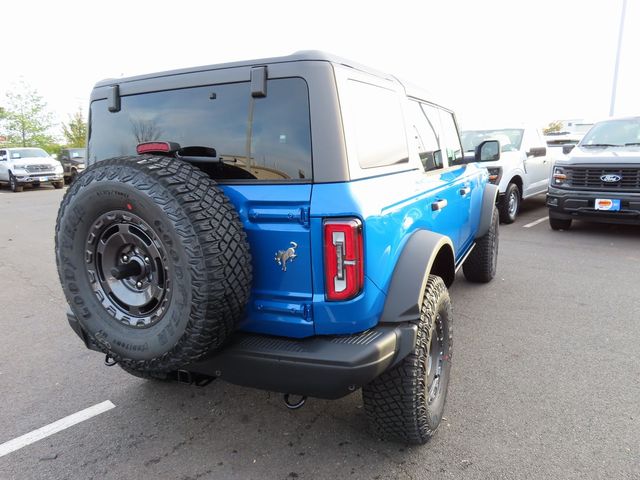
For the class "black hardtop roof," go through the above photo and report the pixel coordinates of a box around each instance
[94,50,395,88]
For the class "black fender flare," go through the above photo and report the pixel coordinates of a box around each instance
[380,230,454,325]
[476,183,499,238]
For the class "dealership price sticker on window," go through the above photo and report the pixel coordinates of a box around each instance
[595,199,621,211]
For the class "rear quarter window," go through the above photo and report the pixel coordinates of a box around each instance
[343,80,409,169]
[88,78,312,182]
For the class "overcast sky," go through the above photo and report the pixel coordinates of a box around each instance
[1,0,638,135]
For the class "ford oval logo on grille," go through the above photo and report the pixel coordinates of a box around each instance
[601,174,622,183]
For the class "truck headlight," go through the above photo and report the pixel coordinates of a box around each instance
[54,163,64,173]
[13,164,27,170]
[552,166,567,186]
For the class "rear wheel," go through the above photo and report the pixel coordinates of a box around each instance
[499,182,520,224]
[549,217,571,230]
[363,275,452,445]
[55,155,252,374]
[463,206,499,283]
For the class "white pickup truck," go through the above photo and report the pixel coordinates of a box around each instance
[461,127,552,223]
[0,147,64,192]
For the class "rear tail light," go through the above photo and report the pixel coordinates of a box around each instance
[324,218,364,301]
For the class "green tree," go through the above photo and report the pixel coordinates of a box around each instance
[543,120,564,135]
[1,80,56,147]
[62,108,87,147]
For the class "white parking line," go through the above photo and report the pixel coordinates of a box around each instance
[523,216,549,228]
[0,400,115,458]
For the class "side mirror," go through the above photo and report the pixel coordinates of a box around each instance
[475,140,500,162]
[562,144,575,155]
[528,146,547,157]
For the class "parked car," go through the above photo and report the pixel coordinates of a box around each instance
[59,147,86,183]
[545,132,582,160]
[55,51,499,444]
[0,147,64,192]
[547,116,640,230]
[461,127,551,223]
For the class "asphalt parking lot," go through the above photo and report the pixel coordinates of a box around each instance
[0,184,639,480]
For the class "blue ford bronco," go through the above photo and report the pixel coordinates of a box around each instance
[55,51,499,444]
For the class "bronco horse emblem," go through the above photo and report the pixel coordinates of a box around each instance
[275,242,298,271]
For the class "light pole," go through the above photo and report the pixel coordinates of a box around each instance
[610,0,627,117]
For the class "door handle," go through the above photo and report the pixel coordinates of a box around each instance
[459,187,471,196]
[431,199,448,211]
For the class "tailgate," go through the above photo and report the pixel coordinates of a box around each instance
[221,184,314,337]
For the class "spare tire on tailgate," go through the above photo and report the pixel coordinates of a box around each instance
[55,155,252,374]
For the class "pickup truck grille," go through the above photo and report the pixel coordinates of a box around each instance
[25,164,54,173]
[565,166,640,190]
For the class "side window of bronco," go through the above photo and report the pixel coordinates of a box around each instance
[408,100,444,172]
[438,110,464,164]
[345,80,409,169]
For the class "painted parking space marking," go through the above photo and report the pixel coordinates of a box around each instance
[0,400,115,458]
[523,216,548,228]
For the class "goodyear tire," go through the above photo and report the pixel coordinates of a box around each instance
[463,206,499,283]
[55,155,252,375]
[362,275,452,445]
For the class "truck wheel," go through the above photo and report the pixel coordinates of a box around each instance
[549,217,572,230]
[498,182,520,224]
[55,155,252,374]
[463,206,498,283]
[362,275,452,445]
[52,181,64,189]
[9,173,23,192]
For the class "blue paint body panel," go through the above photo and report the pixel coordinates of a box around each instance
[220,162,487,338]
[220,184,314,338]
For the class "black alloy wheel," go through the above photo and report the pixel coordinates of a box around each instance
[426,312,447,407]
[87,211,170,328]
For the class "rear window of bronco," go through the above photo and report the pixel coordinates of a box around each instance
[88,78,312,181]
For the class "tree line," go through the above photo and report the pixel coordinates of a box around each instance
[0,80,87,155]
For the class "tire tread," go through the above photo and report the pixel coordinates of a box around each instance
[55,155,252,373]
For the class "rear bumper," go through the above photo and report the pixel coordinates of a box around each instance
[66,310,417,399]
[547,186,640,225]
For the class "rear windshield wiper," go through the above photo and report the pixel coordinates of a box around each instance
[624,142,640,146]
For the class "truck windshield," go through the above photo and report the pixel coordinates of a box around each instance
[461,129,524,153]
[68,149,86,159]
[10,148,49,159]
[581,118,640,147]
